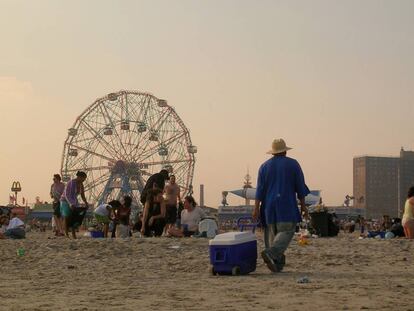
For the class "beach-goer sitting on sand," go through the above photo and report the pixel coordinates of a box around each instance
[0,215,9,238]
[253,138,309,273]
[60,171,89,239]
[390,218,405,237]
[168,196,205,237]
[94,200,121,238]
[359,216,366,235]
[0,214,26,239]
[137,189,166,237]
[0,215,8,232]
[116,196,132,238]
[381,215,392,232]
[402,186,414,239]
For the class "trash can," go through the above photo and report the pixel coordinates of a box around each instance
[310,211,329,237]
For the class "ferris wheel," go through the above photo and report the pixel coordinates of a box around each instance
[61,90,197,206]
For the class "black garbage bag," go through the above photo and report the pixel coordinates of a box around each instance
[327,213,339,237]
[67,208,87,229]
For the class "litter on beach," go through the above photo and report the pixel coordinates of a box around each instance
[169,245,181,250]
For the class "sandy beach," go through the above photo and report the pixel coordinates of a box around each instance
[1,233,413,311]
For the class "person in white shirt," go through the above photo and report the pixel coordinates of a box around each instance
[168,196,205,237]
[94,200,121,238]
[0,214,26,239]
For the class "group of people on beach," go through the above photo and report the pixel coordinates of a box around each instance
[50,171,88,238]
[49,168,208,239]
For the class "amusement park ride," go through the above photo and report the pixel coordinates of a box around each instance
[61,90,197,208]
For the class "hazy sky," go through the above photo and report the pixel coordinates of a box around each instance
[1,0,414,207]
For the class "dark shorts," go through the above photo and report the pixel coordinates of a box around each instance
[165,205,177,225]
[53,201,61,217]
[5,228,26,239]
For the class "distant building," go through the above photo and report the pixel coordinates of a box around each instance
[28,203,54,221]
[218,205,254,229]
[354,148,414,218]
[398,149,414,214]
[327,206,366,220]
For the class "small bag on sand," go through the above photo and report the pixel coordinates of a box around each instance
[116,224,130,238]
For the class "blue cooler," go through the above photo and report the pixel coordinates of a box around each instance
[90,230,104,238]
[209,231,257,275]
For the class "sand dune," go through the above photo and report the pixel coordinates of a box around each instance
[1,232,413,311]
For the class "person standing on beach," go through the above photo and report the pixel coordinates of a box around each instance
[253,139,309,273]
[164,175,181,232]
[60,171,89,238]
[402,186,414,239]
[140,169,169,205]
[50,174,65,236]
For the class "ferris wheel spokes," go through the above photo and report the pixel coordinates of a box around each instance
[83,170,111,193]
[80,119,119,159]
[68,143,114,163]
[65,165,111,173]
[99,103,129,157]
[135,131,186,164]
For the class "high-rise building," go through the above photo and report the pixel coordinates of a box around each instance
[354,148,414,218]
[398,149,414,215]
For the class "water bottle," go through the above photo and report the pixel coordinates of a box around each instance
[17,248,25,257]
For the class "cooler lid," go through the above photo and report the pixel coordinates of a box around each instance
[209,231,256,246]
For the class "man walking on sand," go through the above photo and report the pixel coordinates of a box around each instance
[253,139,309,273]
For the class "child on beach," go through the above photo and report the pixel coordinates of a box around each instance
[115,196,132,238]
[94,200,121,238]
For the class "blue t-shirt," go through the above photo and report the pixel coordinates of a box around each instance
[256,156,309,224]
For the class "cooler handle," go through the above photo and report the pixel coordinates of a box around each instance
[237,216,259,233]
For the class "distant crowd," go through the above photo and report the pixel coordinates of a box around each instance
[46,169,215,239]
[2,167,414,242]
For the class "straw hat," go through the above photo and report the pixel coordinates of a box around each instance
[267,139,292,155]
